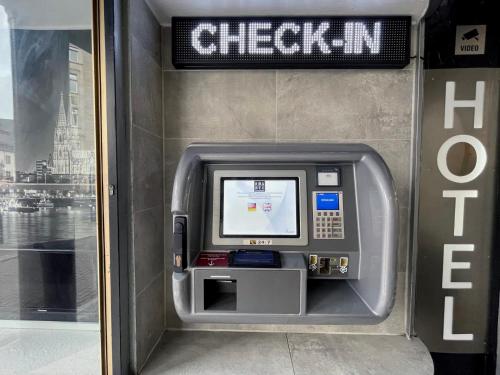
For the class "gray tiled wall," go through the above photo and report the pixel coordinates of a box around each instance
[128,0,164,372]
[162,27,416,334]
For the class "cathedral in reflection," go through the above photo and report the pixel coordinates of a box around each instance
[52,93,95,180]
[51,43,95,183]
[14,43,96,186]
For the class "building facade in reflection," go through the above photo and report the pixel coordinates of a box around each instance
[0,30,98,322]
[53,43,95,180]
[0,118,15,183]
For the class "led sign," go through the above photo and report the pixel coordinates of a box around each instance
[172,17,411,69]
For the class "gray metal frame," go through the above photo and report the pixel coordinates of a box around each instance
[171,143,398,325]
[101,0,130,372]
[407,21,425,338]
[192,253,307,316]
[203,163,360,257]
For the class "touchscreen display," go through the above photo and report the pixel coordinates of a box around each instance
[221,178,299,237]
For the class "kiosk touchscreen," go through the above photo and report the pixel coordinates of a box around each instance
[211,170,308,246]
[220,178,299,238]
[171,143,398,325]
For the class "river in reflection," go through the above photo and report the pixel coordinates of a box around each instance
[0,208,96,249]
[0,207,98,322]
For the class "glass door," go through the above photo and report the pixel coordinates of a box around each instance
[0,1,106,373]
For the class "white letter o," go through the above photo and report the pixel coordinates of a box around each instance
[437,135,487,183]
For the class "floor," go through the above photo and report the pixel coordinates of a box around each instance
[0,322,101,375]
[141,331,433,375]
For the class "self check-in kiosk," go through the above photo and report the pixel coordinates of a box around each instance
[171,143,398,324]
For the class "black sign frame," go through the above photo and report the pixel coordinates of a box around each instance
[172,16,412,69]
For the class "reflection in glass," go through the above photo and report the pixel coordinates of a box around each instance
[0,23,97,322]
[0,1,101,373]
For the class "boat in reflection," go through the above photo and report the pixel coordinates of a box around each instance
[7,199,39,213]
[36,198,55,209]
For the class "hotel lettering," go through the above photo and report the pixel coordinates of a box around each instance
[438,81,486,342]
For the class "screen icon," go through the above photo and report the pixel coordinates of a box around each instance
[263,202,272,212]
[462,29,479,41]
[254,180,265,192]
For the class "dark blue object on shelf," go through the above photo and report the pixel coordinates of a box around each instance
[229,250,281,268]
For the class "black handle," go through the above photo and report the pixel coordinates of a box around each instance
[173,216,187,273]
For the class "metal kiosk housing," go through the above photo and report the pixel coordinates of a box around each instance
[171,143,398,325]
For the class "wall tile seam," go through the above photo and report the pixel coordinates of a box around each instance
[161,67,417,72]
[169,317,406,332]
[272,67,417,73]
[131,193,163,221]
[135,276,164,372]
[162,69,278,73]
[129,221,137,295]
[128,295,138,371]
[141,3,162,37]
[131,44,162,73]
[164,139,411,149]
[136,270,165,299]
[132,204,165,221]
[132,122,164,141]
[275,138,412,142]
[162,138,411,142]
[127,11,139,361]
[163,138,277,142]
[137,325,165,374]
[129,0,164,368]
[164,326,406,334]
[132,207,164,297]
[131,33,162,68]
[133,203,164,216]
[132,26,163,148]
[161,30,168,330]
[131,116,163,140]
[128,279,138,323]
[130,0,161,36]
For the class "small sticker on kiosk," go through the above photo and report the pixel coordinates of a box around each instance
[318,171,339,186]
[244,239,273,245]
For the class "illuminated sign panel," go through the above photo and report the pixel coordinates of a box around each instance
[172,17,411,69]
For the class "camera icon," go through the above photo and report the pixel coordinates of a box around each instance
[462,29,480,41]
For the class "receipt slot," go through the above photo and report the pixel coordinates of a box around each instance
[171,143,398,324]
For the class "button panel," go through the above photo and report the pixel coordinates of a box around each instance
[312,191,344,240]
